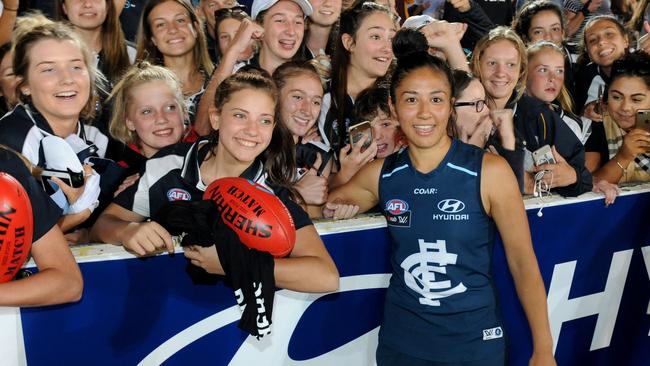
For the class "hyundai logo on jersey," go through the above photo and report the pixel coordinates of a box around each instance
[385,199,411,227]
[437,199,465,213]
[167,188,192,201]
[433,199,469,221]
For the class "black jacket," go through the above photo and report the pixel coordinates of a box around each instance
[443,0,495,51]
[511,95,593,197]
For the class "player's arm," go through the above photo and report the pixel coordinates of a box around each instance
[481,154,556,366]
[0,225,83,307]
[325,158,383,216]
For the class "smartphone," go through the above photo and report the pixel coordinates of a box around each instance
[594,84,605,115]
[348,121,373,150]
[40,169,84,195]
[532,145,556,166]
[636,109,650,132]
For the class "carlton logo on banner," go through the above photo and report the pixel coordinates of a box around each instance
[4,189,650,365]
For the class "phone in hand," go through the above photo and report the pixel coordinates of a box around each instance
[39,168,84,195]
[636,109,650,132]
[532,145,556,166]
[594,84,605,115]
[348,121,373,151]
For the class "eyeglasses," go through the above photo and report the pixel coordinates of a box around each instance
[454,100,486,113]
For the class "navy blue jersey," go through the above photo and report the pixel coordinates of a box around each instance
[377,140,505,363]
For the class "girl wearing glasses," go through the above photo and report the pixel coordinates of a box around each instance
[325,34,555,366]
[452,70,525,191]
[472,27,592,197]
[585,52,650,184]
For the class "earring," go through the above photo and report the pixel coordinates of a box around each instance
[22,89,30,96]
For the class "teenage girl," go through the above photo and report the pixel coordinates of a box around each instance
[136,0,214,129]
[273,61,330,209]
[472,26,592,196]
[91,71,339,293]
[585,52,650,184]
[0,147,83,307]
[574,15,630,119]
[0,21,108,232]
[107,61,187,175]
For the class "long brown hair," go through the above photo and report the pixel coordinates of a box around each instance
[54,0,131,83]
[136,0,214,75]
[331,2,395,150]
[207,71,297,189]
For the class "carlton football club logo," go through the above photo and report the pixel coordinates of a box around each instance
[385,199,411,227]
[401,238,467,306]
[167,188,192,201]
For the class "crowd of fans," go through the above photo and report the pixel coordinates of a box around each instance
[0,0,649,310]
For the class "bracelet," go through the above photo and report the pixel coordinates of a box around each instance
[615,160,627,181]
[615,160,625,172]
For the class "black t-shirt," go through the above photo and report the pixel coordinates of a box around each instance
[573,62,609,115]
[113,139,312,229]
[119,0,146,43]
[0,149,61,242]
[584,121,609,164]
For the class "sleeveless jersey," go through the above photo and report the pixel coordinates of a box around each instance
[377,140,505,363]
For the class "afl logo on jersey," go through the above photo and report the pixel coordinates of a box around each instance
[167,188,192,201]
[386,199,409,214]
[385,199,411,227]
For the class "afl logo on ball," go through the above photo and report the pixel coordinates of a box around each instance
[167,188,191,201]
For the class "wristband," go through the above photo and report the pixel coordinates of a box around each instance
[3,7,18,12]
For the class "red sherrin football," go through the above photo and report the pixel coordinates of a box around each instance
[203,177,296,257]
[0,173,34,283]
